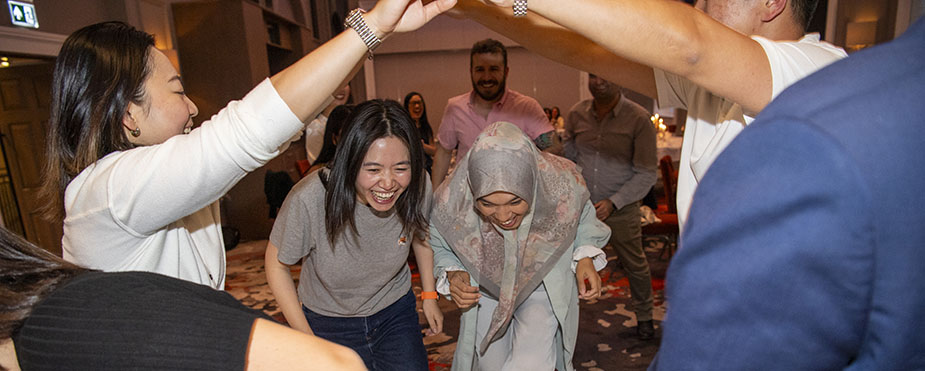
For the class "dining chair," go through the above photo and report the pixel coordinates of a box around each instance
[642,155,679,260]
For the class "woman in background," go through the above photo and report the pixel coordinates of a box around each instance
[0,227,365,370]
[550,106,565,139]
[38,0,455,289]
[403,91,436,173]
[430,122,609,370]
[266,100,442,370]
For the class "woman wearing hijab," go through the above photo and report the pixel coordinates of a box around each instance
[430,122,610,370]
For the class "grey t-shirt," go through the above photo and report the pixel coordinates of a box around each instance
[269,170,432,317]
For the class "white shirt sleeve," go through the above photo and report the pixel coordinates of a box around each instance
[107,78,304,234]
[435,265,468,296]
[751,34,847,102]
[571,245,607,272]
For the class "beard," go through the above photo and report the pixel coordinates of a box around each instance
[472,77,506,102]
[590,84,620,102]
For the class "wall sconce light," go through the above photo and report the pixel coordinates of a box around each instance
[846,20,878,52]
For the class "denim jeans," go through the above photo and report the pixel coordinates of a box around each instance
[302,290,428,371]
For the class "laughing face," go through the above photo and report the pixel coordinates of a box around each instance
[355,136,412,212]
[470,52,508,103]
[407,94,424,121]
[125,47,199,145]
[475,191,530,230]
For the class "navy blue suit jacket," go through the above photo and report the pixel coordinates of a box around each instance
[651,18,925,370]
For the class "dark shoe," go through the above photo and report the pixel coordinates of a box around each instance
[637,320,655,340]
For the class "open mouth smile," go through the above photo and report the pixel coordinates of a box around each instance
[497,216,518,228]
[371,190,396,204]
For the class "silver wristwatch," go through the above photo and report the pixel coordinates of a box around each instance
[513,0,528,17]
[344,8,382,58]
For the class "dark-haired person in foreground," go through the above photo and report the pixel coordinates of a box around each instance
[449,0,846,231]
[0,227,365,370]
[265,100,441,370]
[40,0,455,289]
[653,18,925,370]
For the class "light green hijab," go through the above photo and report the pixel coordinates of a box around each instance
[431,122,589,353]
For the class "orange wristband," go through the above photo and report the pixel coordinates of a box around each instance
[421,291,439,300]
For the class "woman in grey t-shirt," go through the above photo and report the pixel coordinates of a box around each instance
[266,100,441,370]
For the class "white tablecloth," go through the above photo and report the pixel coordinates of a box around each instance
[657,135,683,162]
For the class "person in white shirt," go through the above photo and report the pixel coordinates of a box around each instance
[38,0,456,289]
[451,0,846,231]
[305,84,351,164]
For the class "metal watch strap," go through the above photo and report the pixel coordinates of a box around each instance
[344,9,381,59]
[513,0,528,17]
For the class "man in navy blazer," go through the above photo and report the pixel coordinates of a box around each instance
[651,18,925,370]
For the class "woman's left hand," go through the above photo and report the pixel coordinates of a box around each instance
[366,0,458,37]
[422,298,444,335]
[575,257,602,300]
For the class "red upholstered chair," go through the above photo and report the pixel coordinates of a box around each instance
[643,156,680,260]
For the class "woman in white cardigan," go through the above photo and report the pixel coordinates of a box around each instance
[38,0,456,289]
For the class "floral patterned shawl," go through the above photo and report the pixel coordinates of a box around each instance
[431,122,589,353]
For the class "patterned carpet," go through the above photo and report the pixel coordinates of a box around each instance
[225,237,671,370]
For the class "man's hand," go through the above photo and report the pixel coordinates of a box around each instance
[594,199,615,221]
[447,271,480,308]
[576,257,602,300]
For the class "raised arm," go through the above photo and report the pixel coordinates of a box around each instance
[467,0,776,113]
[452,0,656,98]
[273,0,457,120]
[112,0,457,234]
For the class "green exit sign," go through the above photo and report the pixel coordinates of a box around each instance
[8,0,39,29]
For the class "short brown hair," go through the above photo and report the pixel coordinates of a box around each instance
[791,0,820,31]
[470,38,508,69]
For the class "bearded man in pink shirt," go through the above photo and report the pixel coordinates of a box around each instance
[431,38,559,187]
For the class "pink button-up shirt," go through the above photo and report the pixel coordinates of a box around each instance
[438,89,553,158]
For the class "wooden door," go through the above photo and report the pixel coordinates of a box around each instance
[0,61,62,255]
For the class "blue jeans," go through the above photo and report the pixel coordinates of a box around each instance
[302,290,428,371]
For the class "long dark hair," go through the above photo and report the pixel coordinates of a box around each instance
[322,100,427,244]
[402,91,434,145]
[38,21,154,220]
[1,228,91,339]
[313,104,355,167]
